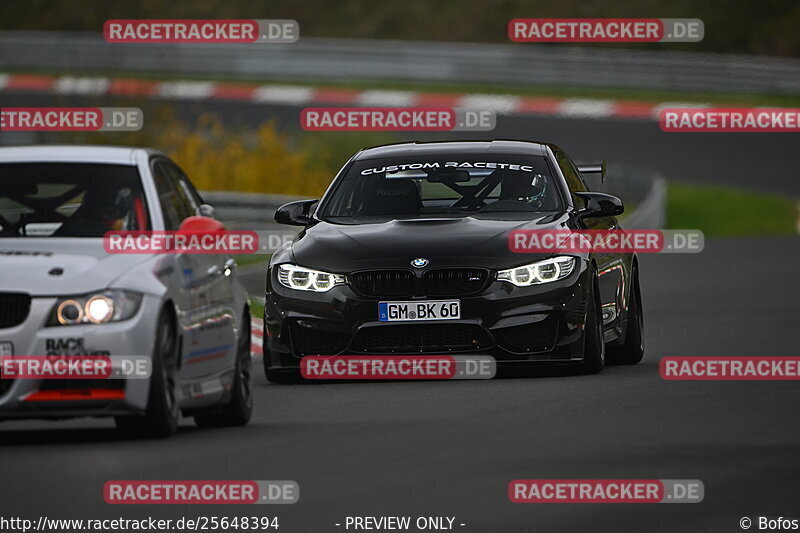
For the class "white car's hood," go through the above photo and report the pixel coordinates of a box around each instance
[0,238,151,296]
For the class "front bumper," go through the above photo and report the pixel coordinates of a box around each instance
[0,294,161,419]
[264,262,592,370]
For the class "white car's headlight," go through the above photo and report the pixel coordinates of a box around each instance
[48,290,143,326]
[497,256,576,286]
[277,264,346,292]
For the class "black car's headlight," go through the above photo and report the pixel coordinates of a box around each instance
[497,256,576,286]
[277,264,346,292]
[47,290,143,326]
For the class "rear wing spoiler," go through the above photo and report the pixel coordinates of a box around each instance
[577,161,606,183]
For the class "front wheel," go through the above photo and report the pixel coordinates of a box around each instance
[607,265,645,365]
[579,268,605,375]
[115,307,180,438]
[194,313,253,427]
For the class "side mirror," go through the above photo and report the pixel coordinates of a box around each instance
[178,215,225,233]
[195,204,216,218]
[577,161,606,183]
[575,192,624,219]
[275,199,318,226]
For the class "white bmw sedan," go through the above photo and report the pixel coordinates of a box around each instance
[0,146,252,437]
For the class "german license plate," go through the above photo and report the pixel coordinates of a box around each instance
[0,342,12,355]
[379,300,460,322]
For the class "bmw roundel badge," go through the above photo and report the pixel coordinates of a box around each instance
[411,258,429,268]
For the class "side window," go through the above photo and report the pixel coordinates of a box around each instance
[152,160,182,230]
[166,161,203,211]
[555,151,589,208]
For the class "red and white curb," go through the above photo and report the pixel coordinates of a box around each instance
[251,316,263,359]
[796,201,800,234]
[0,73,710,122]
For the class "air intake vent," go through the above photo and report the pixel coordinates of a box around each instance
[350,270,414,298]
[423,268,488,296]
[0,293,31,329]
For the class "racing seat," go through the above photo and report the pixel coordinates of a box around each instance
[359,178,422,217]
[499,173,545,201]
[55,186,133,237]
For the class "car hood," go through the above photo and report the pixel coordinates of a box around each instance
[291,214,573,271]
[0,239,151,296]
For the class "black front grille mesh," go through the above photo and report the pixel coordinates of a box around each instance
[351,270,414,298]
[493,317,559,353]
[0,293,31,329]
[423,269,488,296]
[290,322,350,356]
[39,379,126,391]
[0,375,11,396]
[350,268,490,298]
[351,324,493,353]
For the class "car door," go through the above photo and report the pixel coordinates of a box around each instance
[151,158,221,381]
[556,150,624,329]
[163,159,238,376]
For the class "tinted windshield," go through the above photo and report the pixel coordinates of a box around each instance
[321,154,563,223]
[0,163,149,237]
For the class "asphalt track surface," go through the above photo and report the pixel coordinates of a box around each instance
[1,95,799,532]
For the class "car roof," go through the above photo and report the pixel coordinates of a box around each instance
[0,145,165,165]
[353,140,554,160]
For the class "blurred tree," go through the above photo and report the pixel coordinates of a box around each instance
[1,0,797,57]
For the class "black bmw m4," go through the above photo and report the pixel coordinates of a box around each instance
[263,140,644,382]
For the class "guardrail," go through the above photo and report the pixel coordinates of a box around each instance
[593,166,667,230]
[202,165,666,232]
[200,191,308,232]
[1,31,798,95]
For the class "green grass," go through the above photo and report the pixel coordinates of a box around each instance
[235,254,268,318]
[7,66,800,108]
[233,253,270,268]
[278,78,800,108]
[666,182,797,236]
[249,296,264,319]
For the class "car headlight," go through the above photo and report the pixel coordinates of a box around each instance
[47,290,143,326]
[277,264,346,292]
[497,256,576,286]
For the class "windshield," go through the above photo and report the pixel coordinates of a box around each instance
[320,154,563,223]
[0,163,150,237]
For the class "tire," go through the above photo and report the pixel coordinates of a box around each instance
[607,265,645,365]
[194,313,253,427]
[579,267,605,375]
[115,307,180,438]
